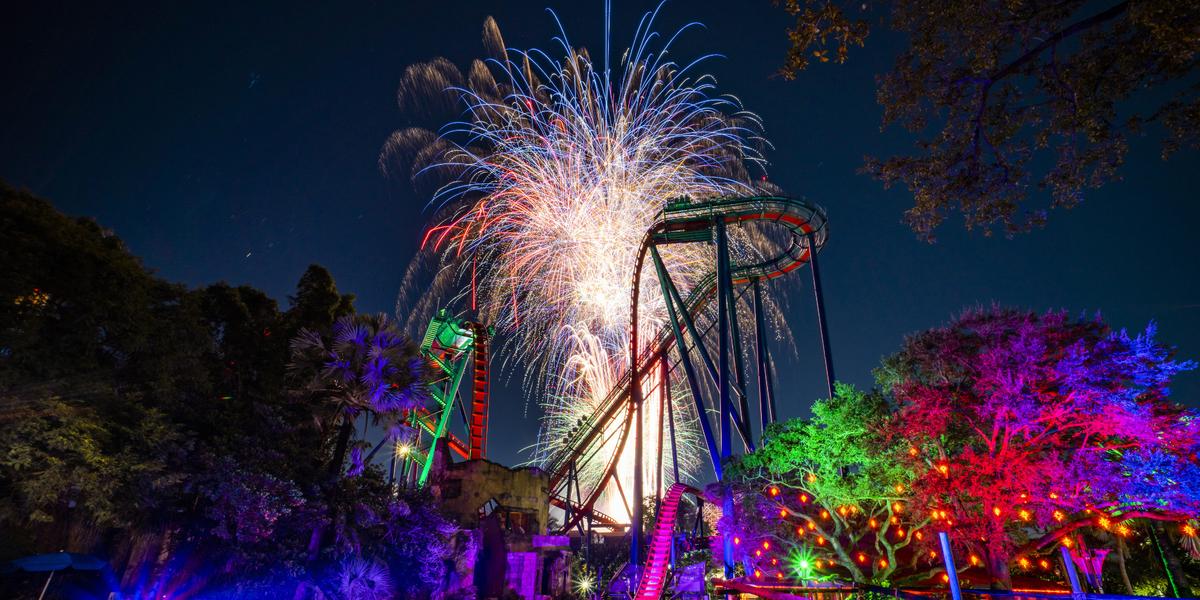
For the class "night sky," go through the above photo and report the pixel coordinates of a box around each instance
[4,1,1198,469]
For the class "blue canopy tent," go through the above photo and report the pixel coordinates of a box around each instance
[3,552,108,600]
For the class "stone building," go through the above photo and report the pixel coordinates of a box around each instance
[429,443,570,599]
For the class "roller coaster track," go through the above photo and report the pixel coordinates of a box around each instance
[634,483,702,600]
[543,195,827,534]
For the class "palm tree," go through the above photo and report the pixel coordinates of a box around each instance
[290,313,427,478]
[288,313,428,571]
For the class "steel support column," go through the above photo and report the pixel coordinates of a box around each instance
[807,231,836,399]
[715,218,736,579]
[651,246,720,475]
[752,278,776,430]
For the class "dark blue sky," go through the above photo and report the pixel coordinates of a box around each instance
[3,1,1198,468]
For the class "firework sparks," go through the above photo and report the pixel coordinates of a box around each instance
[386,8,774,517]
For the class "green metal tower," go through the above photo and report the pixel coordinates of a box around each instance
[402,309,489,486]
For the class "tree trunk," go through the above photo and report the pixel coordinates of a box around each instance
[295,414,356,600]
[988,552,1012,590]
[1116,536,1134,595]
[1150,521,1193,598]
[328,415,354,477]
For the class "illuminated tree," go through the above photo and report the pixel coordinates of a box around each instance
[877,308,1200,588]
[726,384,936,584]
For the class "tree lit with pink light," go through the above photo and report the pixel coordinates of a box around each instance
[727,308,1200,590]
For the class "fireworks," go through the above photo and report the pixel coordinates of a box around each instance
[386,8,774,517]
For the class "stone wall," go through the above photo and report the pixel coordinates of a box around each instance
[433,457,549,538]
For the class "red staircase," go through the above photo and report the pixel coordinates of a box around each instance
[468,323,489,460]
[634,483,699,600]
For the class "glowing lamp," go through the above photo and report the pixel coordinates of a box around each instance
[879,558,888,568]
[780,508,789,518]
[733,536,741,545]
[929,550,937,559]
[969,555,981,566]
[992,507,1001,517]
[817,536,826,546]
[1018,509,1031,521]
[754,569,762,579]
[1018,557,1031,569]
[769,486,780,497]
[799,494,809,503]
[1039,559,1050,569]
[763,541,770,550]
[821,510,830,520]
[857,553,867,563]
[1184,524,1197,537]
[941,574,950,583]
[868,518,878,529]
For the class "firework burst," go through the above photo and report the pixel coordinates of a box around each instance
[385,6,776,517]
